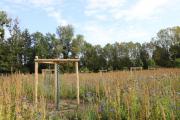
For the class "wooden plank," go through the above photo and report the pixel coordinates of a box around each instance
[54,63,59,110]
[99,70,107,72]
[38,62,55,64]
[35,58,80,63]
[35,56,38,108]
[75,62,80,105]
[42,69,55,72]
[130,67,143,71]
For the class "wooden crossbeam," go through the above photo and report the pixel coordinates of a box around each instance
[42,69,54,72]
[99,70,107,72]
[130,67,143,71]
[35,58,80,63]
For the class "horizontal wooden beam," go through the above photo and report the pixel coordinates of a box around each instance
[39,62,55,64]
[35,58,80,63]
[42,69,55,72]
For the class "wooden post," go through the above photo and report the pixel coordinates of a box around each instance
[100,71,102,77]
[75,62,80,104]
[35,56,38,108]
[54,63,59,110]
[42,69,44,80]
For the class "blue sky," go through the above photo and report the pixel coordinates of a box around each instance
[1,0,180,46]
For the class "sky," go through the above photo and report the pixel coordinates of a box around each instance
[1,0,180,46]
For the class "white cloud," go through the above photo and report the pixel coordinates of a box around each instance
[94,14,107,21]
[85,0,126,17]
[2,0,67,25]
[83,24,112,45]
[82,0,179,45]
[84,10,98,16]
[85,0,179,21]
[4,0,61,7]
[82,23,149,45]
[30,0,58,7]
[45,7,68,25]
[119,27,149,42]
[86,0,125,10]
[113,0,170,20]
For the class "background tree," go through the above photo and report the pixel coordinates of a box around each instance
[46,33,63,58]
[21,29,34,72]
[140,43,150,69]
[103,43,114,70]
[80,42,95,71]
[152,26,180,67]
[7,18,23,72]
[57,25,74,59]
[71,34,85,58]
[0,11,11,40]
[0,11,11,72]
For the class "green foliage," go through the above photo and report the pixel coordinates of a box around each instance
[57,25,74,59]
[0,11,11,40]
[153,47,172,67]
[175,58,180,67]
[152,26,180,67]
[148,59,156,67]
[0,10,180,73]
[72,34,85,57]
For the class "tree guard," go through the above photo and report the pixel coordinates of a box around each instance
[34,56,80,110]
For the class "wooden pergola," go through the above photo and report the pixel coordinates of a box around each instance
[34,56,80,110]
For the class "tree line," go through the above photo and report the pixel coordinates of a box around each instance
[0,11,180,73]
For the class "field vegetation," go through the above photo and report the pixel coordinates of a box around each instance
[0,68,180,120]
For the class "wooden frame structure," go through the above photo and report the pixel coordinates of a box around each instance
[130,67,143,71]
[34,56,80,110]
[148,66,157,70]
[42,69,54,79]
[99,69,108,76]
[130,67,143,78]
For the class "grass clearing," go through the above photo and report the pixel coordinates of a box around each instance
[0,68,180,119]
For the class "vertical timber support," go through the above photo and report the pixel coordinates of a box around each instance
[54,63,59,110]
[75,62,80,105]
[35,56,38,108]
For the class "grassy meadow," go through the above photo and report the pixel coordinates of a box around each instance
[0,68,180,120]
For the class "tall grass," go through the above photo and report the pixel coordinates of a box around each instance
[0,68,179,119]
